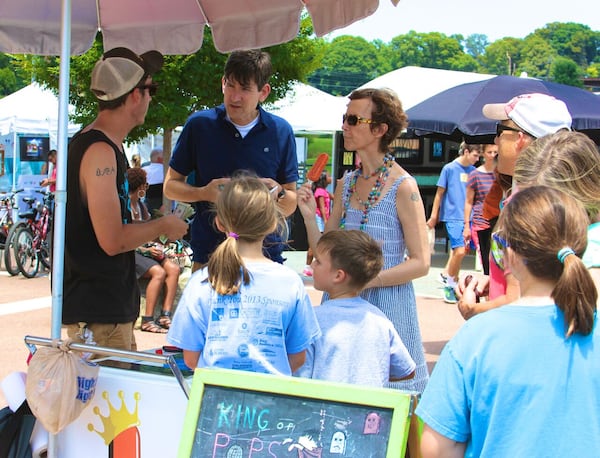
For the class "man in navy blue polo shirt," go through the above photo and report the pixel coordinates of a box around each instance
[164,50,298,271]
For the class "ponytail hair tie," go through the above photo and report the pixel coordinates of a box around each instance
[228,232,239,240]
[557,247,575,264]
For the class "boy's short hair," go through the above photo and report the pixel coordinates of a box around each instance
[317,230,383,289]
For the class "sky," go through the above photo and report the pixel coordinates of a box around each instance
[327,0,600,43]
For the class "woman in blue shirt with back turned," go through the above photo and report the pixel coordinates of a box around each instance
[417,186,599,457]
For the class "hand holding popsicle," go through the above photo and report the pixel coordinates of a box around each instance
[297,154,328,220]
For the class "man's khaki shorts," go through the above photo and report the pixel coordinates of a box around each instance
[64,322,137,352]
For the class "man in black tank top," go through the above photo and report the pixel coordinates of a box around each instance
[63,47,188,350]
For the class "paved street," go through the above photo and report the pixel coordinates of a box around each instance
[0,248,474,408]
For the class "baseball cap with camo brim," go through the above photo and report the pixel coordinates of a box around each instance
[482,93,572,138]
[91,47,164,101]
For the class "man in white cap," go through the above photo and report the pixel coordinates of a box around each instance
[456,93,572,320]
[482,93,572,177]
[63,47,188,350]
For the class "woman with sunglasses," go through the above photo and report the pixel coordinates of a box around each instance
[417,185,599,457]
[297,88,430,393]
[457,130,600,317]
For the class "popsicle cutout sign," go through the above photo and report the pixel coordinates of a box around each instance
[306,153,329,183]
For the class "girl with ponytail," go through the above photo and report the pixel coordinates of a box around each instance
[417,185,599,457]
[167,175,320,373]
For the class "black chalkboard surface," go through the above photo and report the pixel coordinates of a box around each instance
[178,368,415,458]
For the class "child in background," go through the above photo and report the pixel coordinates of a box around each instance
[303,172,331,277]
[463,144,497,275]
[295,230,415,387]
[167,175,321,374]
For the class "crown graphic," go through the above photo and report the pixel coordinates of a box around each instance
[88,390,141,445]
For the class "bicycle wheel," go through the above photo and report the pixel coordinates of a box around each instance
[14,227,39,278]
[3,222,25,276]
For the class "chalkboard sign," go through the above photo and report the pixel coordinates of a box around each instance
[178,368,415,458]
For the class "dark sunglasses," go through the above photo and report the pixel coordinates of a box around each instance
[343,114,374,126]
[495,123,525,137]
[135,83,158,97]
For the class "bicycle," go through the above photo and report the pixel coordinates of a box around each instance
[2,189,28,275]
[11,191,54,278]
[0,192,16,250]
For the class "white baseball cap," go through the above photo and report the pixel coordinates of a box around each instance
[482,93,572,138]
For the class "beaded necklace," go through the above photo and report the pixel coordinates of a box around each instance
[339,153,394,230]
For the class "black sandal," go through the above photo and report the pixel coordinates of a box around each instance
[157,311,172,329]
[141,319,168,333]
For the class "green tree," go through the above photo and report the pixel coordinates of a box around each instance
[0,53,28,97]
[550,56,584,87]
[481,37,523,75]
[308,35,388,95]
[388,31,478,71]
[587,62,600,78]
[532,22,599,67]
[516,35,557,78]
[464,34,489,60]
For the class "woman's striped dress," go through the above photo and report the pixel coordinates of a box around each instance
[329,172,429,392]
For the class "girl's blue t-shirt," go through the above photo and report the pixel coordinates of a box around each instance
[167,261,320,376]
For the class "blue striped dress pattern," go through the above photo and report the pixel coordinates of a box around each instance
[331,172,429,392]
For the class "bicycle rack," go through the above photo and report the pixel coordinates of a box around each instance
[24,335,191,399]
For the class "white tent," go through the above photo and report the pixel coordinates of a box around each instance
[266,82,348,133]
[0,83,80,190]
[0,83,79,136]
[357,66,496,110]
[266,68,496,134]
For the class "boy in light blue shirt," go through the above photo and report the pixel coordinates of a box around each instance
[295,230,415,387]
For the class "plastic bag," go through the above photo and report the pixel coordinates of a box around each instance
[427,226,436,254]
[25,340,99,434]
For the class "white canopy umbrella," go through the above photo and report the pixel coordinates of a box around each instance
[0,0,400,55]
